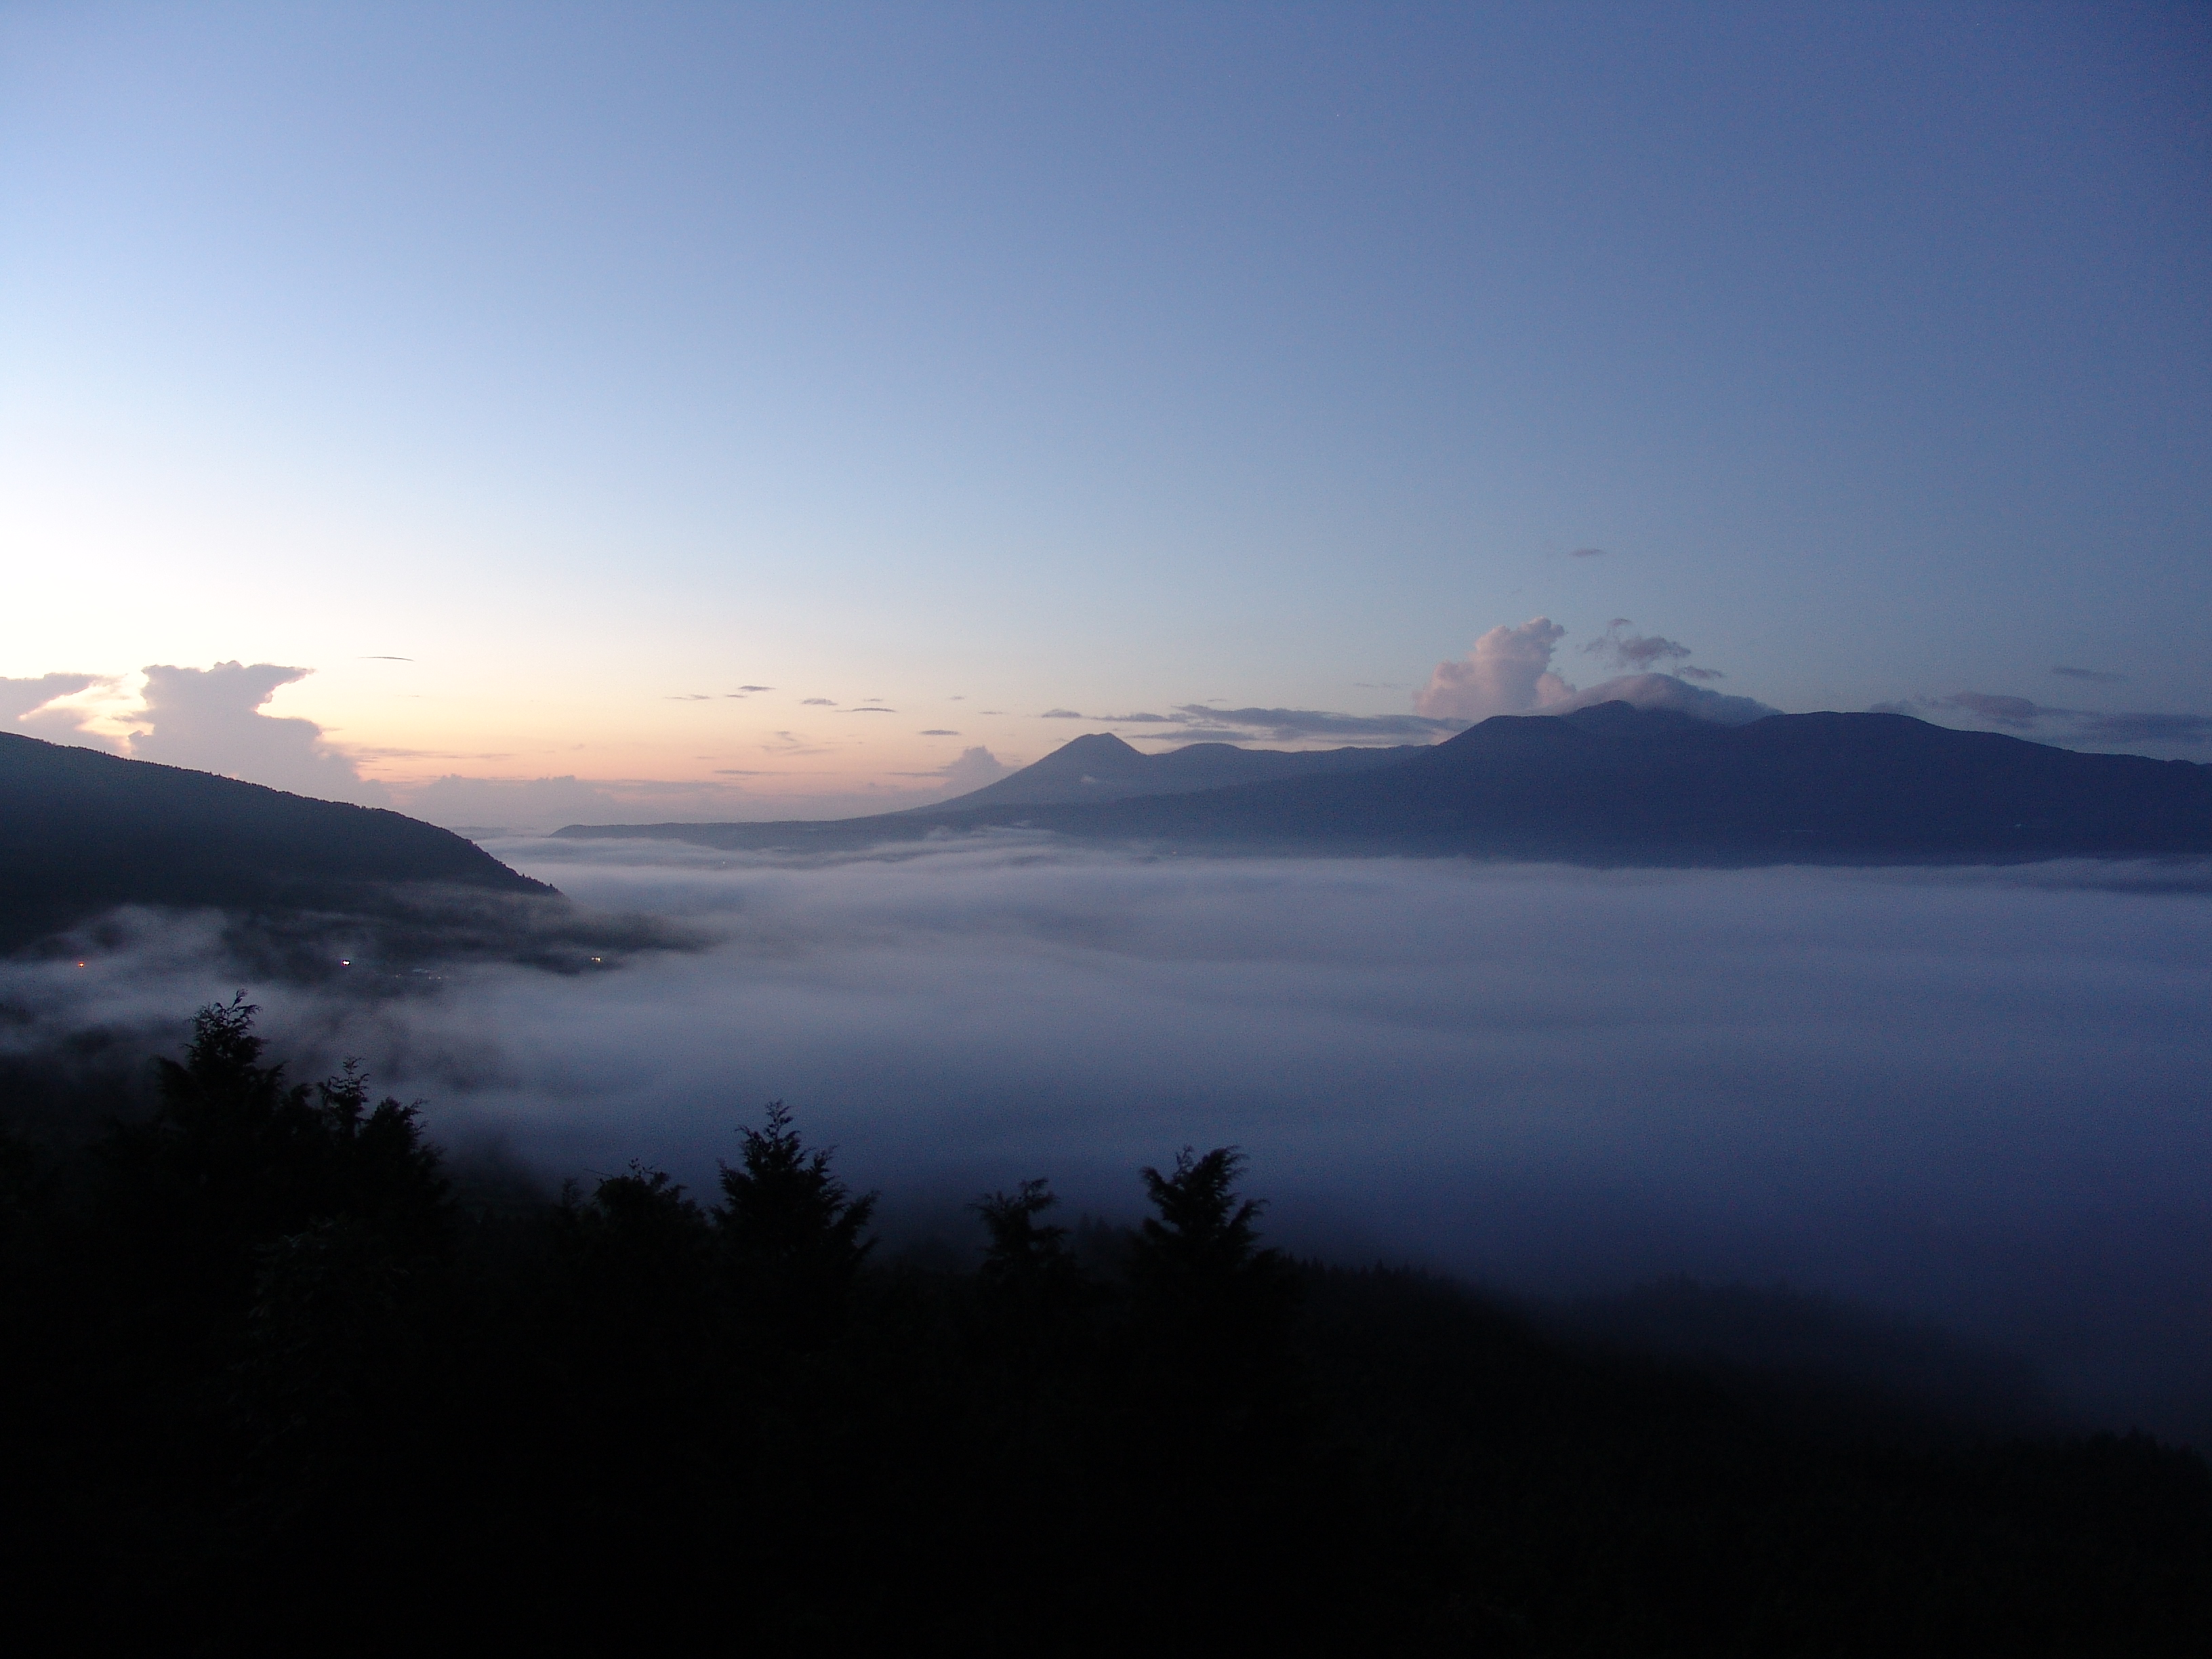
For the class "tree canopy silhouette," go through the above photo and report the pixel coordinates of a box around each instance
[716,1100,877,1341]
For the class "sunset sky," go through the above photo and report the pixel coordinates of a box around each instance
[4,3,2206,824]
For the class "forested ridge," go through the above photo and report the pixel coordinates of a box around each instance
[3,1005,2207,1654]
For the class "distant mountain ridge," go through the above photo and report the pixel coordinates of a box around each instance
[0,732,556,950]
[556,705,2212,864]
[902,731,1427,811]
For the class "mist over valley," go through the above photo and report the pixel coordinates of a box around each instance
[14,825,2208,1445]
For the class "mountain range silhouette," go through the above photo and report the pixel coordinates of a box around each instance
[7,705,2207,952]
[557,704,2212,862]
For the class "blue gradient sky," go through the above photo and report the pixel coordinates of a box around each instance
[3,3,2207,817]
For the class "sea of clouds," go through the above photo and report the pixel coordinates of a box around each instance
[6,836,2209,1437]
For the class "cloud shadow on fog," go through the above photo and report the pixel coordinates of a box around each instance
[5,838,2210,1441]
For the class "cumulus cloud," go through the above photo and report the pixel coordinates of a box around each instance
[1417,619,1769,728]
[129,663,388,804]
[2,672,123,750]
[1414,618,1574,722]
[931,746,1008,794]
[3,672,97,724]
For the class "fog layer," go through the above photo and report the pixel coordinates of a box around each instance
[7,838,2208,1436]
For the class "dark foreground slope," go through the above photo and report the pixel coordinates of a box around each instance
[0,732,556,950]
[558,705,2212,864]
[4,1004,2207,1654]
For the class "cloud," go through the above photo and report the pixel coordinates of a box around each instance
[1168,705,1460,743]
[918,729,960,737]
[1040,709,1084,719]
[403,775,625,832]
[1568,547,1606,558]
[1414,617,1574,721]
[665,694,712,701]
[2074,712,2212,745]
[129,663,388,804]
[18,843,2212,1439]
[2053,667,2127,684]
[1946,692,2049,729]
[1544,674,1779,725]
[738,685,775,693]
[843,707,897,714]
[2,673,98,722]
[1582,618,1694,674]
[764,731,830,755]
[802,698,836,706]
[931,746,1008,794]
[2,672,123,750]
[1900,693,2211,751]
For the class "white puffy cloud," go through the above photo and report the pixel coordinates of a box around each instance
[1418,619,1774,727]
[1414,617,1575,720]
[934,745,1008,794]
[2,673,124,750]
[128,662,388,804]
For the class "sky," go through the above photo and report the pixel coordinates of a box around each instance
[3,3,2207,823]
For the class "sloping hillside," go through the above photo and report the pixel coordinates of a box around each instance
[0,733,556,949]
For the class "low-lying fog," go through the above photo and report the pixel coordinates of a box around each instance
[9,836,2209,1439]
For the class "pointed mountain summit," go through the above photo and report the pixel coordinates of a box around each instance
[907,729,1426,812]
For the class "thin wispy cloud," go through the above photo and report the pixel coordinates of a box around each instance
[1582,619,1693,674]
[1934,693,2212,747]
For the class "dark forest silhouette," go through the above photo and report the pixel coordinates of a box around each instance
[2,1003,2208,1654]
